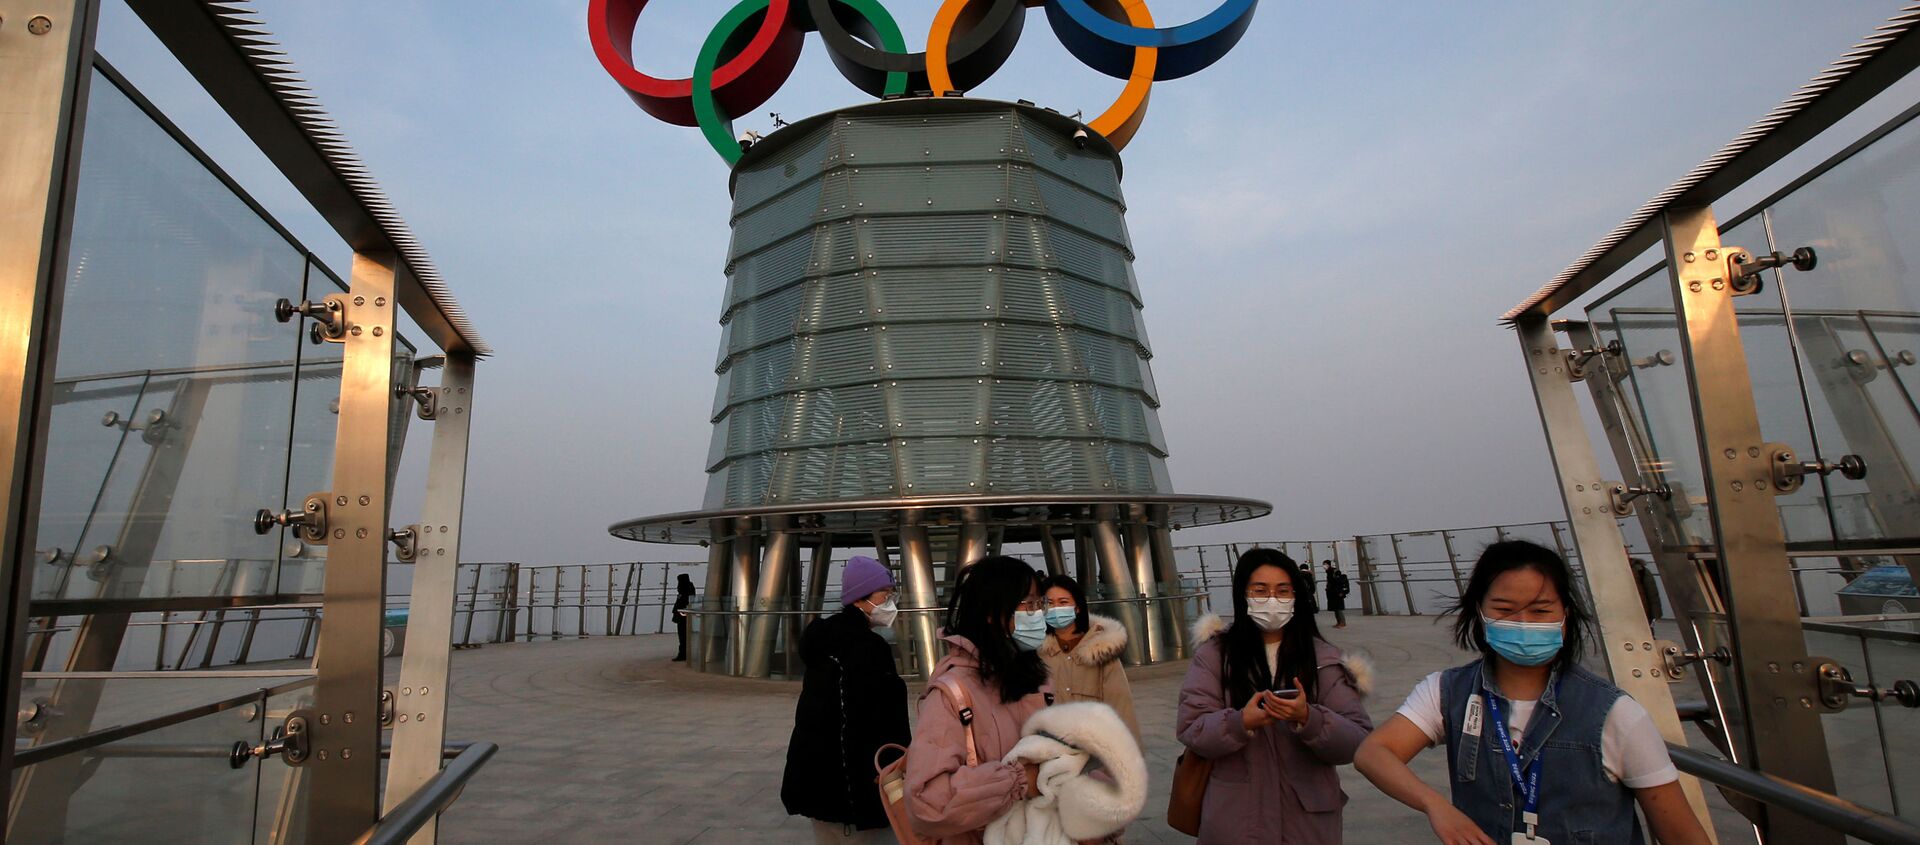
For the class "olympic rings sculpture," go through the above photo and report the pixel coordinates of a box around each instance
[588,0,1258,163]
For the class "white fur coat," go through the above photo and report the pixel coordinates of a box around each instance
[983,702,1147,845]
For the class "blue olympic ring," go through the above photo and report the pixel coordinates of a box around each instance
[1042,0,1258,81]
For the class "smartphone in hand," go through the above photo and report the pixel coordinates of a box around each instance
[1271,686,1301,701]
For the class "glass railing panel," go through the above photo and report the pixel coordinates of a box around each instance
[1357,534,1406,615]
[253,683,315,844]
[1727,209,1835,544]
[1860,630,1920,817]
[31,375,151,601]
[1786,310,1920,544]
[1763,110,1920,546]
[1802,627,1897,815]
[1591,276,1716,548]
[37,67,313,610]
[1393,531,1455,614]
[9,687,270,845]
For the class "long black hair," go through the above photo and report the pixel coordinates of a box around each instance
[1220,548,1324,708]
[946,555,1047,703]
[1039,574,1089,635]
[1447,540,1592,672]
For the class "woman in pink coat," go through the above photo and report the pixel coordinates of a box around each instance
[904,556,1053,845]
[1177,548,1374,844]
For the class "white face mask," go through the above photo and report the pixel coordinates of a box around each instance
[1247,597,1295,632]
[864,597,898,628]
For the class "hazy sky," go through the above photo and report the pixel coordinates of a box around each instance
[92,1,1915,565]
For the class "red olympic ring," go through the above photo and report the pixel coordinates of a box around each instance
[588,0,804,127]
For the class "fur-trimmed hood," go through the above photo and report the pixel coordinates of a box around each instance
[1039,613,1127,666]
[1188,613,1374,697]
[984,702,1147,845]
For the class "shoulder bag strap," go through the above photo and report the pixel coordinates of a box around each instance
[930,676,980,767]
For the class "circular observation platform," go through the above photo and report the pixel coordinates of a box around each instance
[608,492,1271,545]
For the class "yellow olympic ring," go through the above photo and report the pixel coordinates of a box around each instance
[927,0,1155,150]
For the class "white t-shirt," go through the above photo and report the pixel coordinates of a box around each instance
[1394,671,1679,789]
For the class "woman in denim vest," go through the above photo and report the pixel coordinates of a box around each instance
[1354,541,1709,845]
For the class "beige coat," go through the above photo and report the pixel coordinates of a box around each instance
[1038,614,1141,742]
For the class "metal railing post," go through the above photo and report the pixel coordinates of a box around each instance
[1660,205,1837,841]
[1516,314,1718,840]
[0,7,100,832]
[1388,533,1419,615]
[1439,530,1465,600]
[383,353,475,844]
[305,251,404,840]
[1567,319,1743,767]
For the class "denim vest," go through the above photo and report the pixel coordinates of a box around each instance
[1439,660,1643,845]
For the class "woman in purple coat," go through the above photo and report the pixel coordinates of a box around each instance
[1177,548,1374,844]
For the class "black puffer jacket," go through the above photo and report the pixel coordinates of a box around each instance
[780,606,911,829]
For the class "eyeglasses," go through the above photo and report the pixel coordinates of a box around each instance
[1244,586,1296,599]
[1016,598,1045,612]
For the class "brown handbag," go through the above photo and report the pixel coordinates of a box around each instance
[1165,750,1213,835]
[876,676,978,845]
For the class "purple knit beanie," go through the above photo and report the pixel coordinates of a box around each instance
[840,555,894,607]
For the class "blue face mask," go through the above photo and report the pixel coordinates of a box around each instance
[1012,610,1048,652]
[1481,615,1564,666]
[1044,607,1078,630]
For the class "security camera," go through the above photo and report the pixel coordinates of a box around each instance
[1072,128,1089,148]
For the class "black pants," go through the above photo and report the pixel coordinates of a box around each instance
[674,615,688,658]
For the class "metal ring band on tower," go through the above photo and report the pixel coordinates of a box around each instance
[1041,0,1256,81]
[805,0,1031,97]
[931,0,1155,149]
[697,0,911,164]
[588,0,803,127]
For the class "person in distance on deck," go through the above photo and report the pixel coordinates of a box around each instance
[671,573,695,661]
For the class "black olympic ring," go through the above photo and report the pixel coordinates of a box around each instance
[802,0,1030,97]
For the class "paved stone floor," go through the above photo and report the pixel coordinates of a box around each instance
[437,616,1777,843]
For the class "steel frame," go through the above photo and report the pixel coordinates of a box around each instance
[1662,206,1838,840]
[1564,319,1747,769]
[1514,315,1719,840]
[0,1,99,838]
[306,252,402,839]
[383,354,476,844]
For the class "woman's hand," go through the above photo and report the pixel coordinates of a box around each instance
[1021,762,1042,798]
[1424,802,1495,845]
[1265,676,1311,725]
[1240,691,1276,731]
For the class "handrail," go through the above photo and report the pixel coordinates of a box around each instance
[13,677,315,767]
[352,741,498,845]
[1667,745,1920,845]
[678,591,1211,619]
[1802,617,1920,644]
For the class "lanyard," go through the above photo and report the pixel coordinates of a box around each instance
[1484,693,1541,839]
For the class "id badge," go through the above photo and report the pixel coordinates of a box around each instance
[1511,835,1550,845]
